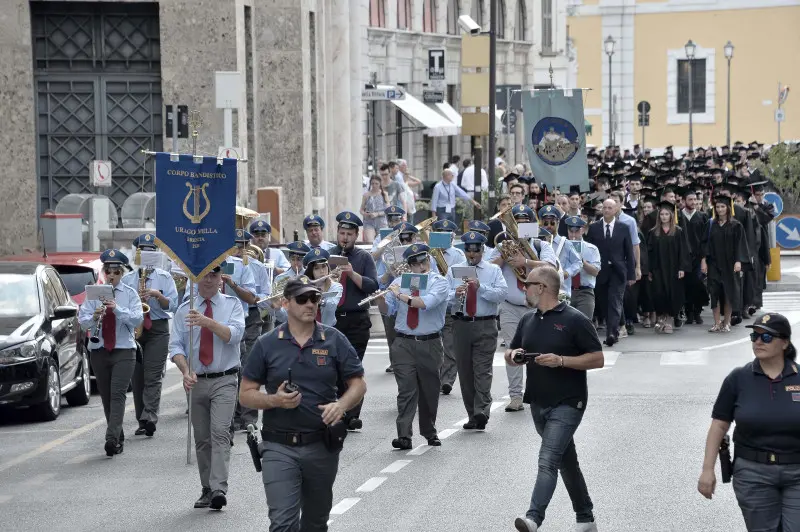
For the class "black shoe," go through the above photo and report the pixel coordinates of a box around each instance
[104,440,123,457]
[385,365,394,373]
[194,488,212,509]
[748,306,757,316]
[473,412,488,430]
[209,490,227,510]
[441,383,452,395]
[685,312,695,325]
[427,436,442,446]
[134,425,147,436]
[144,421,156,437]
[603,335,617,347]
[391,437,412,450]
[347,417,363,431]
[695,313,704,325]
[625,323,635,336]
[674,317,683,328]
[119,429,124,443]
[462,420,477,430]
[731,314,743,326]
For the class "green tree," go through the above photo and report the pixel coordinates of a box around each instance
[753,143,800,214]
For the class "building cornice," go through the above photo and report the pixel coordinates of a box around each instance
[572,0,800,17]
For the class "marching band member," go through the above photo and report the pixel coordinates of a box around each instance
[468,219,498,261]
[78,249,144,456]
[564,216,602,321]
[122,234,178,438]
[448,232,507,430]
[250,219,290,274]
[370,206,406,254]
[378,244,450,449]
[430,218,466,395]
[270,241,312,328]
[170,260,246,511]
[303,214,336,251]
[330,211,379,430]
[272,248,343,326]
[539,205,583,301]
[493,205,558,412]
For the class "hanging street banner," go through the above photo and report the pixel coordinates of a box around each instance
[522,89,590,193]
[154,153,238,281]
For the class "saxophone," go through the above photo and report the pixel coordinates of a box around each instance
[134,267,153,339]
[417,220,450,276]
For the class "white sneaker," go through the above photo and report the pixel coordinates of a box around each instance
[514,516,538,532]
[618,327,628,338]
[505,397,525,412]
[575,522,598,532]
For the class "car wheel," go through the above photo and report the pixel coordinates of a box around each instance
[65,350,91,407]
[34,357,61,421]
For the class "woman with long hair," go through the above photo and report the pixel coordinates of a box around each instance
[648,201,690,334]
[360,175,390,243]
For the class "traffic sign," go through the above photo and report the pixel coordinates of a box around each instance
[90,160,112,188]
[637,100,651,114]
[775,108,786,123]
[764,192,783,217]
[428,49,446,81]
[218,147,242,160]
[776,216,800,249]
[422,90,444,104]
[361,87,406,101]
[638,113,650,127]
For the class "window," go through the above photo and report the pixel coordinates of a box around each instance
[423,0,437,32]
[46,270,71,306]
[471,0,484,28]
[398,0,411,30]
[677,58,707,113]
[515,0,526,40]
[542,0,553,52]
[446,0,460,35]
[370,0,386,27]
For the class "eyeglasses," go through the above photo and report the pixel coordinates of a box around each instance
[294,293,322,305]
[541,219,557,226]
[103,267,123,276]
[750,332,781,344]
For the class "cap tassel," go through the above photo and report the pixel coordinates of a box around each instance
[731,198,735,217]
[674,204,678,225]
[134,247,141,266]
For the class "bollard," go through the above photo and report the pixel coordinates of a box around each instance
[767,247,781,282]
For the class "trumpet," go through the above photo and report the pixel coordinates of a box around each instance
[358,288,392,307]
[455,276,470,314]
[89,304,108,344]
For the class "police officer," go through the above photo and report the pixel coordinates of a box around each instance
[169,261,246,511]
[240,277,366,531]
[430,218,466,395]
[270,241,312,327]
[698,312,800,530]
[563,216,602,320]
[330,211,379,430]
[303,214,336,250]
[78,249,144,456]
[123,234,178,438]
[539,205,583,301]
[378,244,450,449]
[448,232,508,430]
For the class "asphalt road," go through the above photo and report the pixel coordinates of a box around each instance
[2,291,799,531]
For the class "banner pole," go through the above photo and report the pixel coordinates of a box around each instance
[186,278,195,465]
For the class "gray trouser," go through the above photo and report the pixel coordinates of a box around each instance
[90,348,136,442]
[132,319,169,424]
[570,288,595,321]
[733,457,800,532]
[392,336,443,439]
[382,314,397,368]
[454,318,498,420]
[500,300,529,399]
[235,307,263,426]
[261,312,274,335]
[261,440,340,532]
[192,373,238,493]
[439,314,458,387]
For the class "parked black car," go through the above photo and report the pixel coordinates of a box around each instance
[0,262,90,420]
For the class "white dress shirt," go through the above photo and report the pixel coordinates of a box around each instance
[446,260,508,317]
[79,282,144,350]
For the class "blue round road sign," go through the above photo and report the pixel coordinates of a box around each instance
[764,192,783,217]
[777,216,800,250]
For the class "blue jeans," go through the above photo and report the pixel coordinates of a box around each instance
[435,207,456,224]
[526,403,594,526]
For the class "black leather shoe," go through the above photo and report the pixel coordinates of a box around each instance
[347,417,363,431]
[209,490,227,510]
[427,436,442,446]
[392,437,412,450]
[473,412,488,430]
[625,324,635,336]
[194,488,212,509]
[144,421,156,437]
[731,314,743,326]
[462,420,477,430]
[104,440,123,457]
[441,383,452,395]
[685,312,695,325]
[134,422,147,436]
[748,306,757,316]
[385,365,394,373]
[695,313,704,325]
[603,335,617,347]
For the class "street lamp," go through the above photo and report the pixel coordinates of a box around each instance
[685,39,697,153]
[604,35,616,147]
[724,41,734,147]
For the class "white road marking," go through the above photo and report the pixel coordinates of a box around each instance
[492,354,506,367]
[490,401,504,412]
[660,350,709,366]
[438,428,458,440]
[453,417,469,427]
[0,495,12,504]
[65,453,93,465]
[603,351,620,366]
[407,445,433,456]
[356,477,387,492]
[380,460,412,474]
[0,429,76,434]
[330,497,361,515]
[23,472,56,486]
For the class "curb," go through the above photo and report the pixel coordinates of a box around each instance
[767,282,800,293]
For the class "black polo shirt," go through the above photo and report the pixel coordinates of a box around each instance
[510,302,603,409]
[329,245,378,311]
[243,322,364,433]
[712,358,800,454]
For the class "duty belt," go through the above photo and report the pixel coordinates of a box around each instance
[262,429,325,447]
[735,445,800,465]
[396,332,441,341]
[196,367,239,379]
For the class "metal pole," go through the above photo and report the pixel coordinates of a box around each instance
[473,137,483,213]
[370,73,378,171]
[778,81,782,144]
[726,57,732,147]
[506,86,511,165]
[487,0,498,217]
[608,54,613,147]
[642,122,646,154]
[688,59,694,152]
[171,103,178,153]
[186,279,194,465]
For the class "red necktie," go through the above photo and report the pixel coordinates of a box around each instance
[199,299,214,366]
[102,305,116,352]
[571,274,581,291]
[142,274,152,330]
[406,289,419,329]
[517,279,526,291]
[337,271,349,307]
[316,307,322,322]
[466,282,478,317]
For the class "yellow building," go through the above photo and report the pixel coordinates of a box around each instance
[567,0,800,152]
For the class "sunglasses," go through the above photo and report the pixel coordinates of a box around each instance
[541,219,557,225]
[750,332,782,344]
[294,293,322,305]
[103,268,123,275]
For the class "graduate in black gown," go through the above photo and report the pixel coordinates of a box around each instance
[637,196,657,328]
[677,187,710,324]
[648,201,691,334]
[702,196,748,333]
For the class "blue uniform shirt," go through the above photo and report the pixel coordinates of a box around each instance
[265,247,291,271]
[618,212,641,247]
[499,239,558,306]
[304,239,336,251]
[551,235,583,297]
[246,258,271,309]
[385,271,450,335]
[79,282,144,350]
[121,267,179,320]
[221,256,257,313]
[573,239,602,289]
[447,260,508,317]
[168,292,245,374]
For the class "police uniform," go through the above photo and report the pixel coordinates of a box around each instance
[78,249,144,456]
[271,241,312,327]
[711,313,800,531]
[563,216,603,321]
[122,234,178,437]
[330,211,379,430]
[249,220,290,334]
[430,219,467,395]
[242,278,364,531]
[448,233,508,429]
[383,244,450,449]
[169,261,246,510]
[302,214,335,251]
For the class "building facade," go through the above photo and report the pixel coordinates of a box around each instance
[568,0,800,152]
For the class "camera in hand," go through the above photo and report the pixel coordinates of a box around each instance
[284,368,299,394]
[513,351,541,364]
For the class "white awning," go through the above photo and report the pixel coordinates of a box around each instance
[431,101,462,127]
[391,93,459,137]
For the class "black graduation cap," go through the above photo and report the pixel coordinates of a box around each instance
[657,200,677,212]
[503,172,520,183]
[675,185,696,198]
[749,180,770,193]
[641,194,659,206]
[626,171,642,181]
[736,184,753,201]
[583,192,607,210]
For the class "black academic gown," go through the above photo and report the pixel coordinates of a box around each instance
[705,218,748,311]
[678,209,711,310]
[648,226,691,316]
[733,205,758,309]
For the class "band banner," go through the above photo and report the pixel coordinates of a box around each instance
[154,153,238,282]
[522,89,589,193]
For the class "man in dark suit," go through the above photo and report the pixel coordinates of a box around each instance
[585,199,636,347]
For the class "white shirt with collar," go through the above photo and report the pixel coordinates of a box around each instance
[603,218,616,238]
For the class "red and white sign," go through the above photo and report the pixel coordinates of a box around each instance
[90,160,112,188]
[218,147,242,160]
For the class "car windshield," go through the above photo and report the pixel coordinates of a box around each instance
[52,265,96,296]
[0,274,40,316]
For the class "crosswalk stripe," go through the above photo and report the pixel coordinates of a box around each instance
[660,350,709,366]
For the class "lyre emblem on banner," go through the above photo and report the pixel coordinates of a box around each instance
[182,182,211,223]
